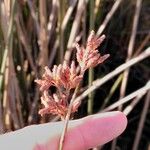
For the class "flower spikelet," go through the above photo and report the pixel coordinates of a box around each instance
[35,67,53,91]
[38,91,79,118]
[75,30,110,72]
[58,61,83,90]
[35,61,83,91]
[39,91,68,118]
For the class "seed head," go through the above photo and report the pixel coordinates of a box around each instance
[35,30,110,118]
[75,30,110,72]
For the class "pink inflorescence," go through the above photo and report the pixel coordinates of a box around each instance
[35,30,110,119]
[35,61,83,91]
[75,30,110,72]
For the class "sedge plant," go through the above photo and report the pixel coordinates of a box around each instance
[35,30,110,149]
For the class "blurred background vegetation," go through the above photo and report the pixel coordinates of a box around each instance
[0,0,150,149]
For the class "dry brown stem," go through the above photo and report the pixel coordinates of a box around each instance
[102,81,150,112]
[132,91,150,150]
[123,94,145,115]
[64,0,87,62]
[97,0,123,36]
[47,0,58,40]
[15,14,37,75]
[119,0,142,101]
[39,0,48,66]
[112,1,142,148]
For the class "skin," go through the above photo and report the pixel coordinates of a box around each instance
[0,111,127,150]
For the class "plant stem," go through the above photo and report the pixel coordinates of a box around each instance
[59,85,79,150]
[132,90,150,150]
[101,74,123,109]
[0,0,16,133]
[88,0,95,115]
[102,81,150,112]
[59,0,65,63]
[97,0,123,36]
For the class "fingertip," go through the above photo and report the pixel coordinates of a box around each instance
[113,111,128,132]
[77,111,128,149]
[93,111,128,135]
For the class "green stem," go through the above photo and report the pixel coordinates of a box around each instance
[59,0,65,63]
[89,0,95,31]
[88,0,95,115]
[0,0,16,95]
[88,68,94,114]
[0,0,16,132]
[101,74,123,109]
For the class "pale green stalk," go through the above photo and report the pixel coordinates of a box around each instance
[101,74,123,109]
[88,0,95,115]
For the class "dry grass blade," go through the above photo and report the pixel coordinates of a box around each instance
[0,1,9,134]
[112,1,142,148]
[60,0,78,62]
[8,56,21,129]
[3,58,11,131]
[61,0,77,32]
[0,1,9,42]
[97,0,123,36]
[67,0,86,49]
[27,87,39,124]
[47,0,58,42]
[65,0,87,61]
[119,0,142,101]
[48,38,59,67]
[15,14,37,76]
[132,90,150,150]
[102,81,150,112]
[13,77,24,128]
[101,74,123,109]
[27,0,40,36]
[134,33,150,56]
[0,0,16,132]
[0,96,4,133]
[38,0,48,66]
[123,94,145,116]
